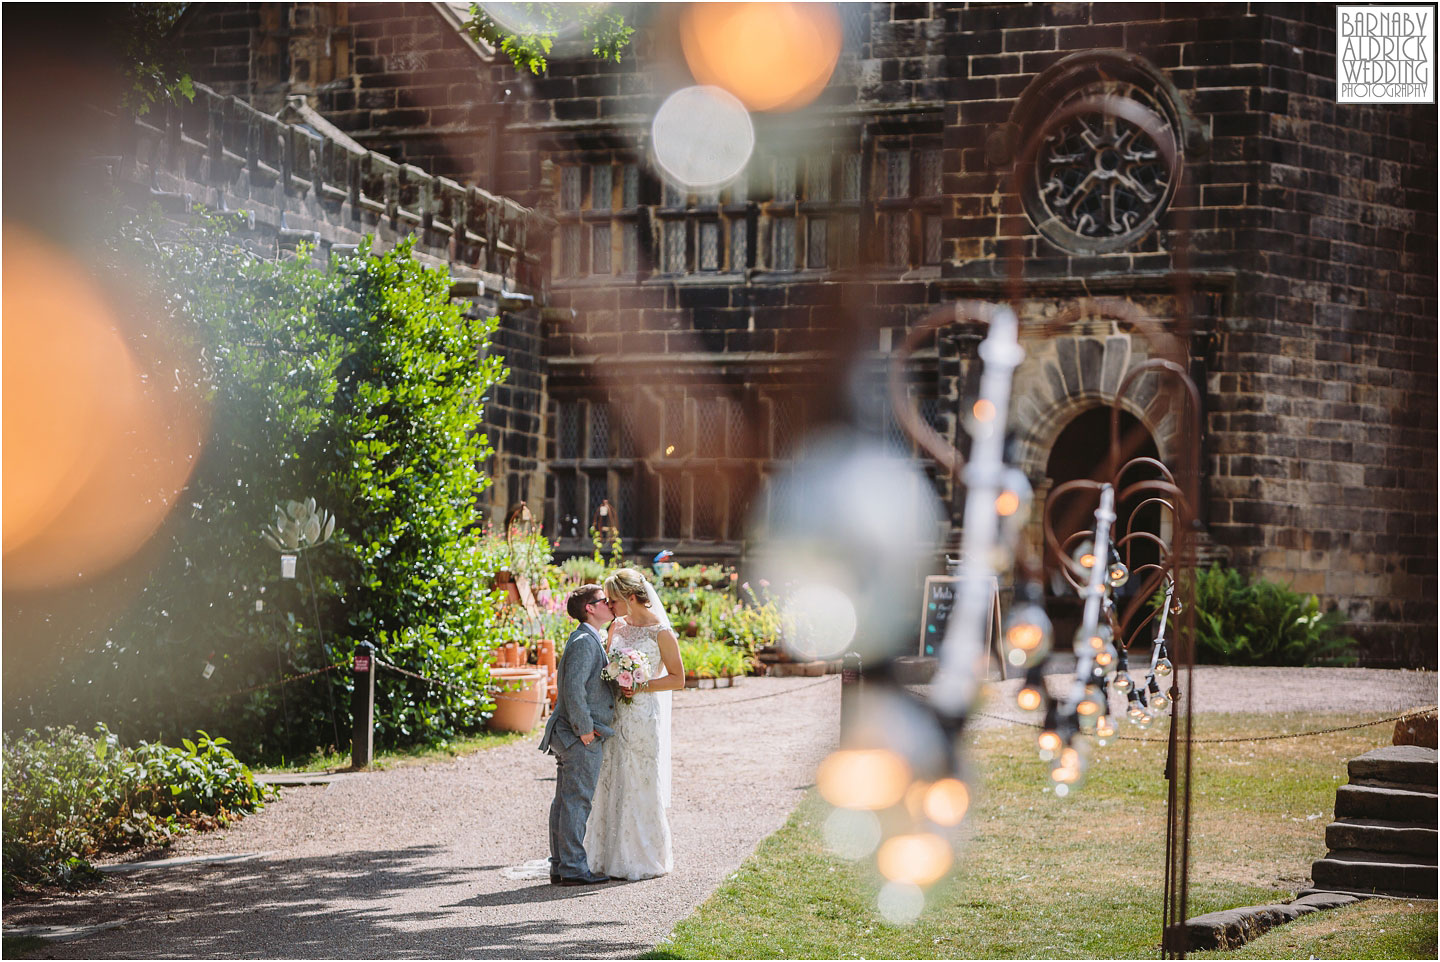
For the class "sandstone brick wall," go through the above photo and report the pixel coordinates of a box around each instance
[172,2,1436,664]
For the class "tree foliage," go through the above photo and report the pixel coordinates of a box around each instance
[11,215,518,758]
[465,2,635,75]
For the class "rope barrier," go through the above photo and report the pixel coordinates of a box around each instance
[673,673,840,710]
[374,658,545,704]
[214,662,345,700]
[973,706,1437,743]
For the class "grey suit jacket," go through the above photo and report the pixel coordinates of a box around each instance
[538,624,616,754]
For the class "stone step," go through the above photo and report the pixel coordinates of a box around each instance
[1334,783,1437,822]
[1326,818,1438,857]
[1348,745,1438,788]
[1310,849,1438,898]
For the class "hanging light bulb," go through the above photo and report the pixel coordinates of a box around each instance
[1125,690,1145,725]
[1070,538,1097,573]
[1016,684,1044,712]
[876,832,953,887]
[1037,729,1063,760]
[1095,714,1118,745]
[1106,555,1129,589]
[1004,602,1052,667]
[1072,623,1112,656]
[1155,656,1174,677]
[1048,744,1088,795]
[922,778,971,826]
[817,749,912,810]
[1112,671,1134,694]
[1170,598,1183,615]
[1151,689,1172,712]
[1093,645,1118,673]
[1075,687,1105,729]
[1137,711,1154,730]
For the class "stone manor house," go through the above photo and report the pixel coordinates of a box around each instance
[167,2,1436,667]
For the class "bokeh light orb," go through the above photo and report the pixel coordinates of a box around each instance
[822,806,882,860]
[2,224,206,589]
[817,748,912,811]
[877,831,953,886]
[782,581,858,660]
[651,85,754,191]
[922,778,971,827]
[679,2,842,112]
[877,881,926,925]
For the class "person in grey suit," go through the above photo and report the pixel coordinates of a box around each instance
[538,584,617,885]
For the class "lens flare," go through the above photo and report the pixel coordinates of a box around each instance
[972,398,996,422]
[651,85,755,191]
[817,748,911,810]
[876,881,926,925]
[1016,685,1043,712]
[783,581,859,660]
[876,832,953,886]
[994,489,1020,516]
[822,806,882,860]
[679,2,842,112]
[922,778,970,826]
[3,225,206,589]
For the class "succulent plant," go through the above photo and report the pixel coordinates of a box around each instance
[261,498,336,552]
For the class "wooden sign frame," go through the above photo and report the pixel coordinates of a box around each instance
[920,575,1007,679]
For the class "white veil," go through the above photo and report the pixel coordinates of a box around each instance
[643,575,674,809]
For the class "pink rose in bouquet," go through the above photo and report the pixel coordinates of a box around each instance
[601,646,652,702]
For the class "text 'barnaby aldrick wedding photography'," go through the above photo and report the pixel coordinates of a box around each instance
[1337,4,1436,102]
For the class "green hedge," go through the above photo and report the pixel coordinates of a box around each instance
[9,215,515,758]
[1177,565,1358,666]
[1,725,271,895]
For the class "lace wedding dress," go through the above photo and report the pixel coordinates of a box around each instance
[583,619,674,880]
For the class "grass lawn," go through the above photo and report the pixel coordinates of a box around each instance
[648,710,1436,960]
[251,729,530,773]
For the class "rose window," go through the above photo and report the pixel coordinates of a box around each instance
[1022,82,1182,254]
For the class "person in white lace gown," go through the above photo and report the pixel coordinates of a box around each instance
[583,568,686,880]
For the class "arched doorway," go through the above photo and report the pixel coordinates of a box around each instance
[1043,406,1167,649]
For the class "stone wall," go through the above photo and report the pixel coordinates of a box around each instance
[103,78,553,526]
[170,2,1436,664]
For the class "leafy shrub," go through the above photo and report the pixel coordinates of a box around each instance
[677,640,752,679]
[1,725,271,895]
[8,216,513,758]
[1174,565,1357,666]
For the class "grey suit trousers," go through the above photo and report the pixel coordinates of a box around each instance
[549,735,604,877]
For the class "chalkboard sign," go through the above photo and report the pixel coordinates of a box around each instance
[920,575,1005,676]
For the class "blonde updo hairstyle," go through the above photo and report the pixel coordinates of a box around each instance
[604,567,653,608]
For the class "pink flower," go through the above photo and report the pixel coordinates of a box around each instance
[617,671,634,687]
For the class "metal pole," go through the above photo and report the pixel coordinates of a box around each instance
[352,640,376,769]
[840,651,862,737]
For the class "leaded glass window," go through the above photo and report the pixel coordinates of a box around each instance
[622,164,640,208]
[663,475,685,538]
[558,473,578,533]
[728,476,750,540]
[663,221,686,273]
[663,181,686,209]
[592,224,612,275]
[694,482,719,540]
[887,213,910,267]
[774,157,797,203]
[559,401,581,459]
[591,164,612,210]
[841,153,863,201]
[807,156,831,202]
[884,150,910,199]
[773,396,800,458]
[836,213,859,269]
[588,475,609,520]
[774,218,796,272]
[920,149,943,197]
[561,224,582,276]
[622,223,638,273]
[588,403,610,460]
[696,400,723,458]
[617,473,637,532]
[924,215,943,265]
[730,221,748,271]
[700,221,721,272]
[560,166,582,210]
[617,405,637,458]
[807,218,827,269]
[726,400,746,456]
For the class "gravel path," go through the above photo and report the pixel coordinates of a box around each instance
[4,668,1433,958]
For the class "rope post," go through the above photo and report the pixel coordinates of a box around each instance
[352,640,377,769]
[841,651,862,737]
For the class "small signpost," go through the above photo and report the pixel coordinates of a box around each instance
[920,575,1007,679]
[352,643,376,769]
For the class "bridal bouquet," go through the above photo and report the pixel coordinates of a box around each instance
[602,647,652,701]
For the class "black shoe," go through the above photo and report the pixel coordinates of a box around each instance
[552,870,610,886]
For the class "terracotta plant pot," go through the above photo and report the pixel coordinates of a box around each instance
[487,667,548,733]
